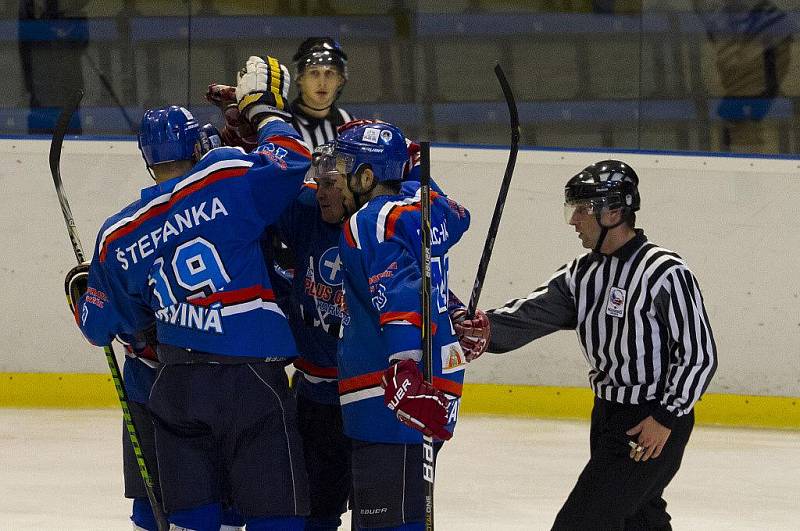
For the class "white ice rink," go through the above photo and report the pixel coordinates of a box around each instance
[2,409,798,530]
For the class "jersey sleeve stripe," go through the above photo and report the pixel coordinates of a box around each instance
[344,214,360,249]
[265,135,312,159]
[379,311,438,334]
[98,163,251,261]
[378,189,441,243]
[293,357,339,379]
[192,286,275,307]
[432,376,463,398]
[338,369,384,395]
[384,204,418,241]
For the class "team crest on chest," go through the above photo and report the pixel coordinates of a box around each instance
[606,287,626,318]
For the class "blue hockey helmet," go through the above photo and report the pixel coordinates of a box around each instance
[138,106,200,167]
[328,120,408,183]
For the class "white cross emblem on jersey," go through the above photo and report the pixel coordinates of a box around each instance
[324,254,342,282]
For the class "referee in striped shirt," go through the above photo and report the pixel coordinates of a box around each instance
[270,37,354,306]
[289,37,354,148]
[455,160,717,530]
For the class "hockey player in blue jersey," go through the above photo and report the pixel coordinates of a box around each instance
[270,146,350,531]
[65,107,242,531]
[68,55,311,530]
[268,121,421,531]
[317,121,470,530]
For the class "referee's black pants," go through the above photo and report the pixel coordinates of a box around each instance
[552,397,694,531]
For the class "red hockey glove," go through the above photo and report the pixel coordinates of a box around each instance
[450,308,491,362]
[206,84,258,151]
[381,359,452,441]
[206,83,237,108]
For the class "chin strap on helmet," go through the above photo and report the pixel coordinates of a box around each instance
[592,213,627,254]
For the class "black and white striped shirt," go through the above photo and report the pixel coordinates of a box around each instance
[487,230,717,427]
[289,98,353,149]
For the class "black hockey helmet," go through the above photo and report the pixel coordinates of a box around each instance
[293,37,348,80]
[564,160,640,219]
[564,160,640,254]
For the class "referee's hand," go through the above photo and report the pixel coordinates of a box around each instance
[626,416,671,462]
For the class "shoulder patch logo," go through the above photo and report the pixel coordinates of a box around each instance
[606,287,626,318]
[441,342,466,374]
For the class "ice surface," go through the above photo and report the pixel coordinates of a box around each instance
[1,410,798,530]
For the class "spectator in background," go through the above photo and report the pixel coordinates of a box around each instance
[695,0,794,152]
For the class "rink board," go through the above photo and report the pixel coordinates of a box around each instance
[4,139,800,428]
[2,372,798,430]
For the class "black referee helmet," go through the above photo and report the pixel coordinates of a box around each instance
[565,160,640,253]
[565,160,640,213]
[292,37,349,80]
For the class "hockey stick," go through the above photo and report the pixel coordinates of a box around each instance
[466,64,520,318]
[49,90,87,264]
[50,90,169,531]
[419,141,435,531]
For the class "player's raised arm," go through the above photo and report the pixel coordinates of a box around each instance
[234,55,312,225]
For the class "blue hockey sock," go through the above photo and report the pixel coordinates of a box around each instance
[130,497,157,531]
[246,516,304,530]
[169,502,222,531]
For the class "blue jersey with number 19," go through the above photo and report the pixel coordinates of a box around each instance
[77,120,311,359]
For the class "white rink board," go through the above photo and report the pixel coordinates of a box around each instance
[1,138,799,396]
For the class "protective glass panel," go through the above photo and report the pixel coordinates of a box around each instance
[2,1,797,156]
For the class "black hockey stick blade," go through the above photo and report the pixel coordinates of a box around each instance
[49,89,86,264]
[467,64,520,318]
